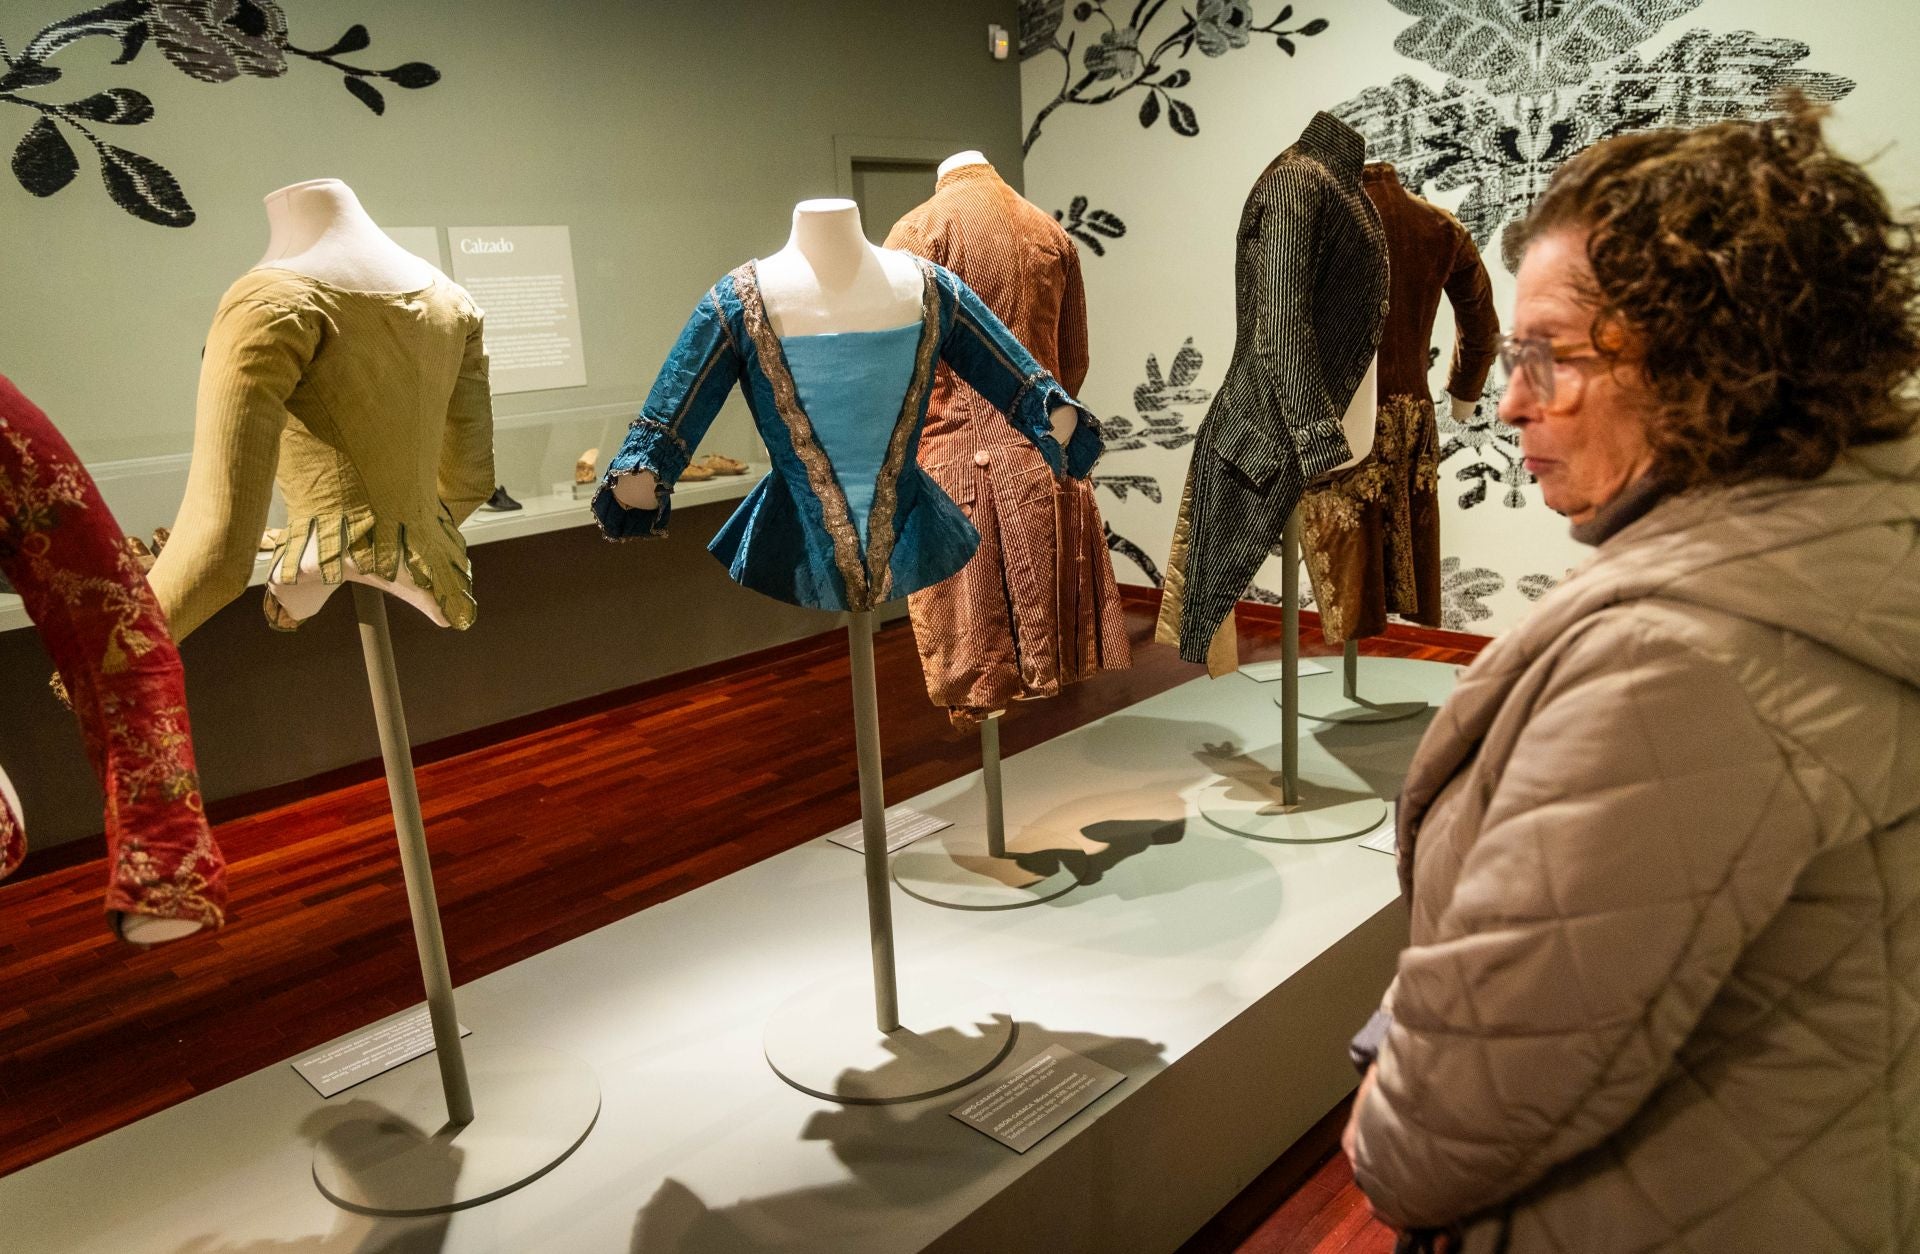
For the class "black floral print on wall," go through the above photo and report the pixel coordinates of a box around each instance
[1055,196,1127,255]
[1440,556,1503,630]
[1334,0,1854,269]
[1019,0,1329,153]
[3,2,441,227]
[1096,338,1210,584]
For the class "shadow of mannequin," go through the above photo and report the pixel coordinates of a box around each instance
[918,711,1240,882]
[168,1103,455,1254]
[629,1025,1167,1254]
[1306,702,1440,800]
[1196,739,1381,822]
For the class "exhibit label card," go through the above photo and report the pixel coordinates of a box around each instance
[824,805,953,854]
[951,1045,1125,1154]
[1238,657,1331,683]
[447,225,588,394]
[1359,825,1399,856]
[291,1004,472,1098]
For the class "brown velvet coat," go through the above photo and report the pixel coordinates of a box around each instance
[886,163,1128,725]
[1300,164,1498,643]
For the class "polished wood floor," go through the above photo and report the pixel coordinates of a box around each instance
[0,590,1479,1250]
[1181,1098,1398,1254]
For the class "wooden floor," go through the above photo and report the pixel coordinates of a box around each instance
[0,589,1479,1250]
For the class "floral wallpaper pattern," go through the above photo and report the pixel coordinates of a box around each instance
[1019,0,1329,153]
[3,2,440,227]
[1019,0,1868,637]
[1334,0,1855,267]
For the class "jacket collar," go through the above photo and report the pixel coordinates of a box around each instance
[1568,471,1672,546]
[1295,111,1365,181]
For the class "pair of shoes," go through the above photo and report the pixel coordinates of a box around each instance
[693,453,750,476]
[124,535,156,571]
[481,485,523,512]
[680,461,717,482]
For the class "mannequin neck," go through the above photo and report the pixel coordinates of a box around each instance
[937,149,990,178]
[783,199,872,289]
[255,178,434,291]
[259,180,382,263]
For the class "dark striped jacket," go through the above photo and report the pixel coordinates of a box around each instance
[1205,111,1388,490]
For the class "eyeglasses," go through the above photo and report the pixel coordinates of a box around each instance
[1496,334,1605,407]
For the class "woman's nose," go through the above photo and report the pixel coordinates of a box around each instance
[1497,375,1533,427]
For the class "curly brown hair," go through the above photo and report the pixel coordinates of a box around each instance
[1513,96,1920,488]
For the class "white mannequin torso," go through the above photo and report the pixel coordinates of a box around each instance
[250,178,449,627]
[1328,354,1380,472]
[754,198,923,336]
[1321,368,1482,475]
[254,178,436,293]
[616,197,1078,510]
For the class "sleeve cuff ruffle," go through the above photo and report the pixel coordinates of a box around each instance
[1023,376,1103,480]
[593,424,683,540]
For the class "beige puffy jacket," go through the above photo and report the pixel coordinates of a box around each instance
[1352,433,1920,1251]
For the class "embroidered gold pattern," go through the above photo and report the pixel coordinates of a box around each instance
[1300,392,1439,641]
[736,260,910,612]
[0,404,224,927]
[862,258,942,604]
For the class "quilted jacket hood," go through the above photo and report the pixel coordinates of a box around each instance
[1571,431,1920,692]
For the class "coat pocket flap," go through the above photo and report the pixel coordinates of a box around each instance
[1212,418,1287,490]
[922,458,976,507]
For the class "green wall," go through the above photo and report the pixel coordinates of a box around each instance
[0,0,1024,851]
[2,0,1024,462]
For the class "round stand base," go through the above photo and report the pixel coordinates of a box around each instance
[1291,675,1430,725]
[1197,774,1389,843]
[313,1040,600,1216]
[891,826,1081,911]
[765,972,1015,1104]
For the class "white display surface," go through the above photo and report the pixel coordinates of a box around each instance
[764,972,1015,1104]
[5,660,1452,1253]
[311,1040,600,1216]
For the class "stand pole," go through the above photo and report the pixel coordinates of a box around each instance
[1343,638,1359,702]
[352,585,474,1127]
[847,611,901,1033]
[1280,510,1302,807]
[981,714,1006,861]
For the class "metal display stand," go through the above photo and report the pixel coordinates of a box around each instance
[1196,514,1389,843]
[311,586,599,1216]
[890,713,1082,910]
[1293,639,1430,725]
[764,610,1015,1104]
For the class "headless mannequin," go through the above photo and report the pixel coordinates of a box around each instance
[613,198,1079,511]
[251,178,449,627]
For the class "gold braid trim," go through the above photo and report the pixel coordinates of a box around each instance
[862,258,941,604]
[735,261,871,608]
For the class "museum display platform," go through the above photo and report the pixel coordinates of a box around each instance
[6,657,1454,1254]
